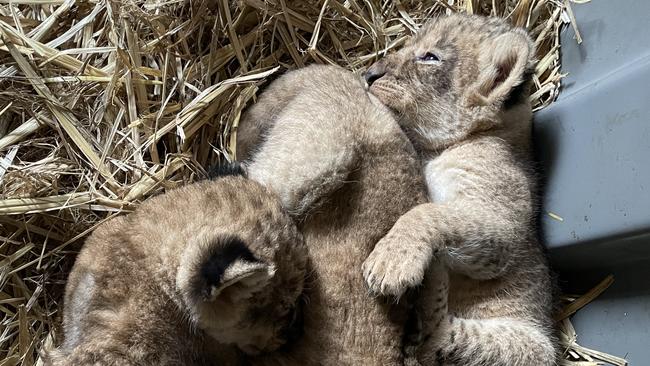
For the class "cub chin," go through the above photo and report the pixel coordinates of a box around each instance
[44,169,307,365]
[363,13,557,366]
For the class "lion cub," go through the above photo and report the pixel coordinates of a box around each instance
[238,65,428,365]
[45,170,308,365]
[362,14,556,365]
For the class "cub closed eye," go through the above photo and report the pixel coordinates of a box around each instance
[415,52,441,64]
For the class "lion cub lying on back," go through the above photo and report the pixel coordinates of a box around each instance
[237,65,428,365]
[46,171,307,365]
[362,14,556,365]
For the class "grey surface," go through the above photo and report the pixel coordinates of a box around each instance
[532,2,650,365]
[558,1,650,97]
[559,265,650,366]
[534,0,650,264]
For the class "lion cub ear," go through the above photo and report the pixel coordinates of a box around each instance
[178,236,275,304]
[202,255,274,302]
[467,30,534,108]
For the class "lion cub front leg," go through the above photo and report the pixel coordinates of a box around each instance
[363,202,513,297]
[246,114,358,217]
[362,203,441,297]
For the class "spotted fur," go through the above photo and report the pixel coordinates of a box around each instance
[363,14,557,366]
[239,65,429,365]
[44,176,308,365]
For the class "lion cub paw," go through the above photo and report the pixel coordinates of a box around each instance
[362,234,432,297]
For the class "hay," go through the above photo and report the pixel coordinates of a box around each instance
[557,276,628,366]
[0,0,624,364]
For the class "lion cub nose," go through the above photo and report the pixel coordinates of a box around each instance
[364,63,386,86]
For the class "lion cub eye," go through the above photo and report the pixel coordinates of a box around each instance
[415,52,441,64]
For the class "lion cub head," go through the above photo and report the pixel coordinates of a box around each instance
[366,13,536,151]
[45,170,307,365]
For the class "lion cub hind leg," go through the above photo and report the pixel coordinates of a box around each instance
[419,315,556,366]
[413,266,555,366]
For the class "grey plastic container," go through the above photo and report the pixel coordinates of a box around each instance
[533,1,650,364]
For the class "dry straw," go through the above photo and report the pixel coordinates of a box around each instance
[0,0,624,364]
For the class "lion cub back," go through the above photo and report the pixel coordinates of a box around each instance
[243,65,428,365]
[46,174,308,365]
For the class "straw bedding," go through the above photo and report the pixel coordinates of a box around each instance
[0,0,626,364]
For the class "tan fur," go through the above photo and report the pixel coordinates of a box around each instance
[45,175,308,365]
[362,14,557,365]
[238,65,429,365]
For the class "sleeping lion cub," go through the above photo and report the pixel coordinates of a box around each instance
[45,170,307,365]
[237,65,428,365]
[363,14,556,366]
